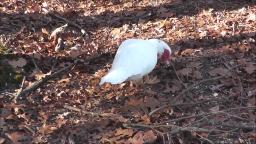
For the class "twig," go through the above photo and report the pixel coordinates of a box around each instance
[161,106,256,124]
[150,64,243,116]
[170,61,197,103]
[170,61,184,87]
[15,63,76,100]
[31,55,39,70]
[197,133,215,144]
[64,105,127,121]
[219,123,256,131]
[13,76,26,103]
[123,123,223,134]
[149,97,227,116]
[64,105,100,116]
[48,12,88,36]
[149,75,226,116]
[223,61,247,110]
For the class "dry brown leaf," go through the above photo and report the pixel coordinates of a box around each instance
[58,78,70,83]
[199,30,207,38]
[220,30,227,37]
[163,80,183,93]
[188,61,202,68]
[49,24,68,39]
[177,67,193,76]
[111,28,121,39]
[129,131,144,144]
[181,49,194,56]
[129,130,157,144]
[141,115,151,124]
[143,130,157,143]
[126,98,144,107]
[247,92,256,107]
[54,37,65,52]
[29,69,48,80]
[208,67,230,76]
[209,105,219,113]
[247,12,256,22]
[8,58,27,68]
[0,137,5,144]
[193,70,203,79]
[5,132,31,144]
[144,76,160,84]
[163,85,180,93]
[67,46,82,58]
[38,124,57,134]
[114,128,133,137]
[244,63,256,74]
[41,28,49,35]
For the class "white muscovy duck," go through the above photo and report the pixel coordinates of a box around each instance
[99,39,172,85]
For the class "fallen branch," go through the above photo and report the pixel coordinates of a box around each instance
[14,63,76,100]
[13,76,26,103]
[219,123,256,131]
[162,106,256,124]
[149,98,221,116]
[64,105,101,116]
[64,105,127,122]
[150,64,243,116]
[149,75,226,116]
[123,123,223,134]
[48,12,88,37]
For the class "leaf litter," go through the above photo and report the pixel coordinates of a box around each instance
[0,0,256,144]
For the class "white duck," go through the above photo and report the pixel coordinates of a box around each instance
[99,39,172,85]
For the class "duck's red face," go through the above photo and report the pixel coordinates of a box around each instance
[159,49,171,65]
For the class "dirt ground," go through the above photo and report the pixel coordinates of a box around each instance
[0,0,256,144]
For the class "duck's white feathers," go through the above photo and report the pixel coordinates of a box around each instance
[99,39,169,85]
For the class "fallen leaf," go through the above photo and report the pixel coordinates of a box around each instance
[163,80,182,93]
[0,137,5,144]
[129,131,144,144]
[247,12,256,22]
[129,130,157,144]
[67,47,82,58]
[141,115,151,124]
[208,67,230,76]
[244,63,256,74]
[114,128,133,137]
[58,78,70,83]
[126,98,144,107]
[38,124,57,134]
[41,28,49,35]
[177,67,193,76]
[5,132,32,144]
[49,24,68,39]
[187,61,202,68]
[220,30,227,37]
[193,70,203,79]
[181,49,194,56]
[29,69,48,80]
[210,105,219,113]
[54,37,65,52]
[8,58,27,68]
[144,76,160,84]
[111,28,121,39]
[199,30,207,38]
[143,130,157,143]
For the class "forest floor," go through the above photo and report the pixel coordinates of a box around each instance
[0,0,256,144]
